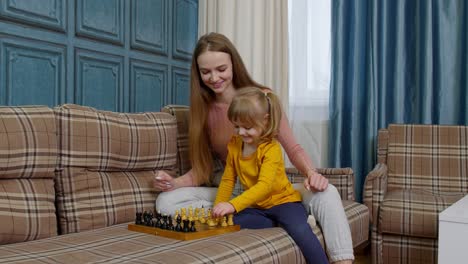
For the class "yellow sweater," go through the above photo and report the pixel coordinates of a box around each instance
[214,135,301,212]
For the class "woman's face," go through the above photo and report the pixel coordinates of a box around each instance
[197,51,234,95]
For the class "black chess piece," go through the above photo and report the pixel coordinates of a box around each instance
[175,215,182,232]
[135,212,143,225]
[161,214,168,229]
[155,213,162,228]
[146,211,154,226]
[167,215,174,230]
[190,220,196,232]
[142,211,149,226]
[182,219,190,232]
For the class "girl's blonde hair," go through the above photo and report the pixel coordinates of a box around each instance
[189,32,267,186]
[228,87,282,143]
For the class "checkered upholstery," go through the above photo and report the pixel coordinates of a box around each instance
[0,223,307,264]
[163,105,370,250]
[0,106,58,244]
[54,104,178,234]
[364,124,468,264]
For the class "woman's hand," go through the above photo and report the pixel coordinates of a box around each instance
[153,170,176,192]
[212,202,235,218]
[304,170,329,192]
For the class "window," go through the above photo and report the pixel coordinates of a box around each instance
[287,0,331,167]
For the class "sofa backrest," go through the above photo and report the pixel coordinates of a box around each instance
[0,106,58,245]
[383,124,468,193]
[54,104,178,234]
[161,105,191,176]
[161,105,228,186]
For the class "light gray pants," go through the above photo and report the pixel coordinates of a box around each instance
[155,184,354,262]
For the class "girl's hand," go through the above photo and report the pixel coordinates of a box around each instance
[153,171,176,192]
[304,170,329,192]
[212,202,235,218]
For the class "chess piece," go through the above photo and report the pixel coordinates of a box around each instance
[167,215,174,230]
[194,208,200,221]
[135,212,143,225]
[147,211,154,227]
[207,218,217,227]
[199,208,206,223]
[221,216,228,227]
[190,220,196,232]
[175,214,182,232]
[161,214,168,229]
[183,219,190,232]
[155,212,162,228]
[227,214,234,226]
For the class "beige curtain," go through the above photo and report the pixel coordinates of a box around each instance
[198,0,289,110]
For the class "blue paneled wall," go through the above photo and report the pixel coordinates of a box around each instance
[0,0,197,112]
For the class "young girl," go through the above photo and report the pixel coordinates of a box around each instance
[211,87,329,264]
[155,32,353,263]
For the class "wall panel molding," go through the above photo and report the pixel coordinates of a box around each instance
[76,0,124,45]
[172,0,197,61]
[0,37,65,106]
[130,60,168,112]
[0,0,67,32]
[130,0,167,56]
[75,49,123,111]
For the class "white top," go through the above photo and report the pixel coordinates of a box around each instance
[439,195,468,224]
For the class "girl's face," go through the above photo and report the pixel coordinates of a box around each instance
[197,51,234,96]
[233,121,264,145]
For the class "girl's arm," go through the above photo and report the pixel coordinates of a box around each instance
[228,144,282,212]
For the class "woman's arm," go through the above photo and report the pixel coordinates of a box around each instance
[277,111,328,192]
[153,169,198,192]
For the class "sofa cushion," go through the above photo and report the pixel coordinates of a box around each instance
[0,223,307,263]
[0,106,58,244]
[379,189,464,238]
[0,179,57,245]
[0,106,57,179]
[54,104,178,234]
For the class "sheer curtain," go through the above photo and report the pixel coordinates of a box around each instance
[198,0,289,106]
[288,0,331,168]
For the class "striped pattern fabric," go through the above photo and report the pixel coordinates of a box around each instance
[387,124,468,192]
[161,105,191,176]
[0,106,58,244]
[379,189,463,238]
[364,124,468,264]
[286,167,355,201]
[377,129,389,164]
[0,223,307,264]
[54,104,178,234]
[0,106,57,179]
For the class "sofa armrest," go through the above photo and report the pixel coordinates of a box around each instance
[286,167,355,201]
[363,163,388,225]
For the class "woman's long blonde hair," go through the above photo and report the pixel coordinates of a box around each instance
[189,32,266,185]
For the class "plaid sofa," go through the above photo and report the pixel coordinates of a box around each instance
[364,124,468,264]
[0,104,368,263]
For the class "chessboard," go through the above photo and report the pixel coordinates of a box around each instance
[128,222,240,241]
[128,207,241,241]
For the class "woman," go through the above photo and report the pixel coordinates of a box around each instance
[154,32,353,263]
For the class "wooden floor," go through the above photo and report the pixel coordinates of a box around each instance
[354,245,371,264]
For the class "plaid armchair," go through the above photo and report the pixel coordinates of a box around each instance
[364,124,468,264]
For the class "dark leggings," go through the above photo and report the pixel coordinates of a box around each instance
[234,202,329,264]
